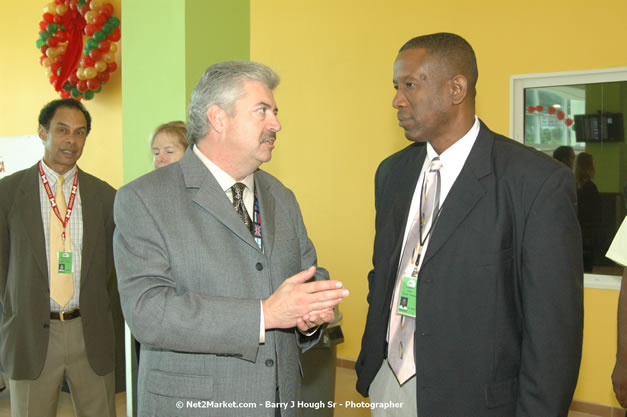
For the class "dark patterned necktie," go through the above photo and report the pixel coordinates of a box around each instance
[231,182,254,235]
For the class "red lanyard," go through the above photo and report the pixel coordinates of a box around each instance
[39,161,78,241]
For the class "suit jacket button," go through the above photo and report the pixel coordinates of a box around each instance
[265,359,274,367]
[256,263,264,271]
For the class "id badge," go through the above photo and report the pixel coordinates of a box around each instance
[57,251,73,274]
[397,275,417,317]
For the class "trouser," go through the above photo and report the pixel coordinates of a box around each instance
[9,317,116,417]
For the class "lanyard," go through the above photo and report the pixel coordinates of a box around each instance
[39,161,78,241]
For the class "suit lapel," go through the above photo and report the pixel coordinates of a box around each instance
[254,173,275,257]
[16,164,48,280]
[422,121,494,266]
[79,169,99,288]
[181,149,261,252]
[384,145,427,297]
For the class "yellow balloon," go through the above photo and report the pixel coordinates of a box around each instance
[43,3,56,14]
[109,43,118,53]
[90,0,103,10]
[42,57,52,68]
[46,47,58,58]
[57,44,67,55]
[45,68,53,78]
[76,67,86,81]
[103,52,115,64]
[84,67,98,79]
[56,4,68,15]
[95,60,107,72]
[85,11,97,24]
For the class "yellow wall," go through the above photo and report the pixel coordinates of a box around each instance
[250,0,627,407]
[0,0,122,188]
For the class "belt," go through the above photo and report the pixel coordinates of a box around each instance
[50,309,80,321]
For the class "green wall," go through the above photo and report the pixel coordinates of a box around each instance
[122,0,249,183]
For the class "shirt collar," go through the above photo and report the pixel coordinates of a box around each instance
[426,116,480,168]
[40,160,77,185]
[192,145,254,193]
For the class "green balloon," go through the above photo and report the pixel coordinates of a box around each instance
[71,88,82,98]
[36,39,46,49]
[93,31,106,42]
[101,24,113,36]
[39,31,50,41]
[108,16,120,28]
[63,82,73,92]
[84,90,95,100]
[95,85,103,93]
[86,38,99,50]
[46,23,58,34]
[83,47,91,56]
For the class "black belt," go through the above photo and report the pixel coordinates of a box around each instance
[50,309,80,321]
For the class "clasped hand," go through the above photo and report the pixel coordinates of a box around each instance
[262,266,348,333]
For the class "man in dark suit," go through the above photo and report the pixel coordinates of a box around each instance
[0,99,118,416]
[356,33,583,416]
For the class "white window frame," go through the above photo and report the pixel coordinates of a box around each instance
[510,67,627,290]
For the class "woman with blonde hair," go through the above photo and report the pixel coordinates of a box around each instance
[151,121,189,169]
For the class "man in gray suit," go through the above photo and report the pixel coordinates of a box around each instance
[113,61,348,417]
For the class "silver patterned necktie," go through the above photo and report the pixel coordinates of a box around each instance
[388,156,442,384]
[231,182,254,235]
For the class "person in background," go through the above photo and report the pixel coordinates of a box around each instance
[0,99,119,416]
[575,151,602,271]
[356,32,583,417]
[553,145,575,169]
[609,216,627,409]
[151,121,189,169]
[113,61,348,417]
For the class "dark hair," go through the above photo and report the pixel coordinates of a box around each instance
[38,99,92,135]
[400,32,478,98]
[553,146,574,165]
[575,152,595,189]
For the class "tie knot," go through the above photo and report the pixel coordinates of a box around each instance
[58,175,65,186]
[429,157,442,172]
[231,182,246,202]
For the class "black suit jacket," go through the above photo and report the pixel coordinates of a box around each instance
[0,163,119,380]
[356,121,583,417]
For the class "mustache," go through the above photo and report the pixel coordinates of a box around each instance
[260,131,276,142]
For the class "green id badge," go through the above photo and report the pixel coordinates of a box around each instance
[397,276,417,317]
[57,251,72,274]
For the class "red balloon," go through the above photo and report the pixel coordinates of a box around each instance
[547,106,556,115]
[94,15,107,27]
[557,111,565,120]
[527,106,535,113]
[54,55,63,64]
[89,48,103,61]
[55,0,65,4]
[50,62,61,75]
[60,90,71,99]
[565,118,574,127]
[108,27,121,42]
[98,40,111,52]
[68,72,80,86]
[97,72,110,83]
[50,74,59,85]
[99,4,114,17]
[41,44,49,54]
[47,36,59,48]
[43,13,54,23]
[87,78,100,91]
[40,55,47,65]
[53,15,62,25]
[81,55,95,67]
[39,21,48,31]
[535,105,544,112]
[79,3,90,15]
[85,24,98,36]
[107,62,117,72]
[56,31,67,42]
[77,80,89,93]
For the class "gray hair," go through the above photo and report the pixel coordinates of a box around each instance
[187,61,280,144]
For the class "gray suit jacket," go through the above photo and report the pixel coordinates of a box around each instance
[113,149,327,417]
[0,163,119,380]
